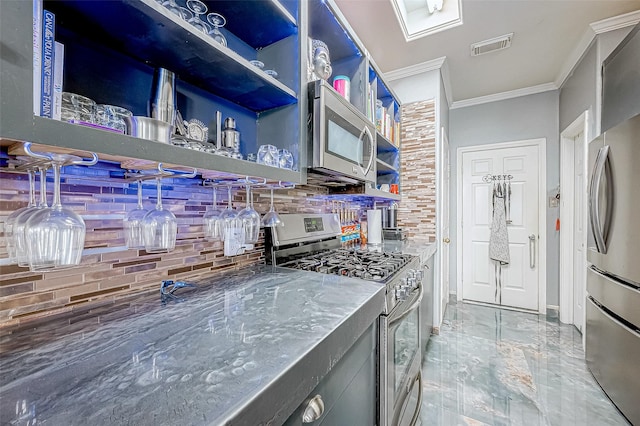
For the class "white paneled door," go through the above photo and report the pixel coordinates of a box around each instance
[573,131,586,332]
[461,144,540,311]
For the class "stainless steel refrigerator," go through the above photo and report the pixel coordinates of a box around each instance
[586,113,640,426]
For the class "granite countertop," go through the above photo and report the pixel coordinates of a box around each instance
[379,240,437,264]
[0,266,385,426]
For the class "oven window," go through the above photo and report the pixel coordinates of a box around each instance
[327,119,364,166]
[393,308,419,394]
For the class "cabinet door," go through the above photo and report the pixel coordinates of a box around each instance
[284,322,377,425]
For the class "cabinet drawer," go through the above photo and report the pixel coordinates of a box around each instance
[284,321,377,425]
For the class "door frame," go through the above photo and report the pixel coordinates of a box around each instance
[456,138,547,314]
[435,126,450,330]
[559,111,590,327]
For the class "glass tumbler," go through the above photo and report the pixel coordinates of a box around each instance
[278,149,293,169]
[61,92,97,123]
[257,144,279,167]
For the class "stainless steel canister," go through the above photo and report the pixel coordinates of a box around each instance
[387,202,398,228]
[150,68,176,126]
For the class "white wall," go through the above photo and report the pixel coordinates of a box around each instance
[388,70,440,105]
[449,90,561,306]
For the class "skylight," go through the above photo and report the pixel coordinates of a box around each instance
[390,0,463,41]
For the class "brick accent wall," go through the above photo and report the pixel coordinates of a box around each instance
[398,99,436,242]
[0,160,359,327]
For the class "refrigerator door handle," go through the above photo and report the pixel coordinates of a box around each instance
[588,145,613,254]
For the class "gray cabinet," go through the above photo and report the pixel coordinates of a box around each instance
[0,0,305,183]
[308,0,402,201]
[284,321,377,425]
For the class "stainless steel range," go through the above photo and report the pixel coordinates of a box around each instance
[267,214,424,426]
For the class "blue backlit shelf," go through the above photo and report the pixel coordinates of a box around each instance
[48,0,297,112]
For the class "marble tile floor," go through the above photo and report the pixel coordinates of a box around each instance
[419,300,630,426]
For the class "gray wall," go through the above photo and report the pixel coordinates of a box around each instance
[559,41,598,138]
[449,90,561,306]
[439,75,450,136]
[559,27,635,139]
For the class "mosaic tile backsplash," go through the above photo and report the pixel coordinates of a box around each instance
[398,100,436,242]
[0,160,345,327]
[0,105,436,326]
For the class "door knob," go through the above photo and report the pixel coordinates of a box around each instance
[443,238,450,243]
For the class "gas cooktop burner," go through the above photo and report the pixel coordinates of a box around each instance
[281,249,415,283]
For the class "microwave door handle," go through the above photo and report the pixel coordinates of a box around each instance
[359,126,375,176]
[588,145,610,254]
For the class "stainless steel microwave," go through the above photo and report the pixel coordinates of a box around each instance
[308,80,376,183]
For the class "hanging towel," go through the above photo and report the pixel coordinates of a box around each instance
[489,184,510,265]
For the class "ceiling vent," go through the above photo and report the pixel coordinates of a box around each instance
[470,33,513,56]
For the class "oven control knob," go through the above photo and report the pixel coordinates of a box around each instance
[407,277,416,289]
[394,286,404,301]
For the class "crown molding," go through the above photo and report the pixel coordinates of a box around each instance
[450,82,557,109]
[555,10,640,88]
[590,9,640,34]
[440,58,453,107]
[384,57,447,81]
[554,27,597,89]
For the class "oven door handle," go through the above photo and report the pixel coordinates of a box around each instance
[389,281,423,327]
[391,370,423,426]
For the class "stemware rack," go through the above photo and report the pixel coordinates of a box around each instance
[16,142,99,170]
[124,163,198,182]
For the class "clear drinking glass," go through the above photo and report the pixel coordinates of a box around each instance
[203,186,223,241]
[14,165,49,267]
[257,144,279,167]
[278,149,293,169]
[186,0,211,34]
[124,180,148,249]
[5,169,36,263]
[25,155,87,271]
[261,188,282,228]
[237,185,260,244]
[207,12,227,46]
[162,0,191,20]
[219,186,241,242]
[143,178,178,253]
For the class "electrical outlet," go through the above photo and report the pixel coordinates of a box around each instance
[549,197,559,208]
[224,226,246,256]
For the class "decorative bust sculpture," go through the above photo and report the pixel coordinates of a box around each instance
[309,38,332,82]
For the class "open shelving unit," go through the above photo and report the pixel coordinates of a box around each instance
[0,0,306,184]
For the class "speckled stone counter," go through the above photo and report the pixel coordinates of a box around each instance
[0,266,385,426]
